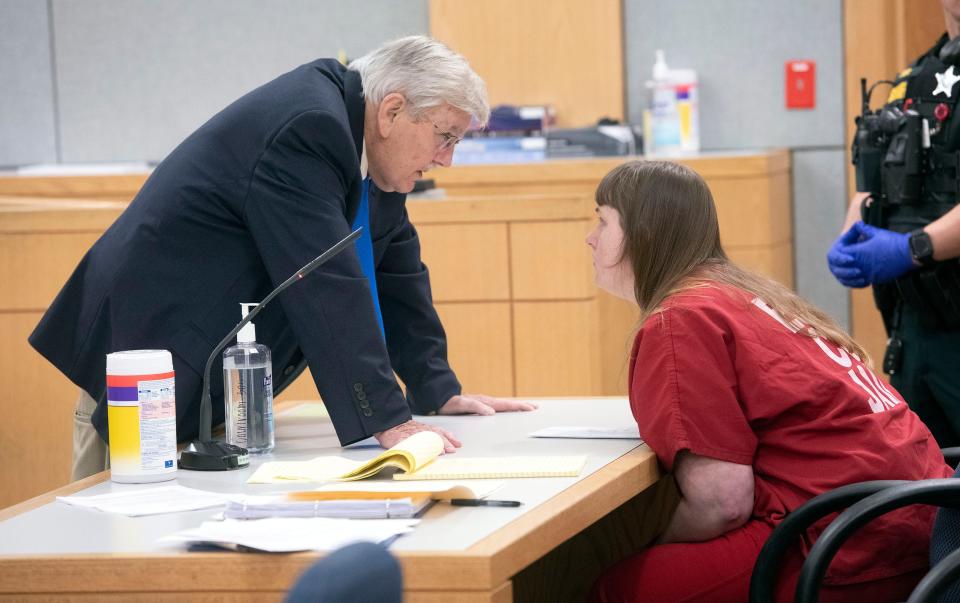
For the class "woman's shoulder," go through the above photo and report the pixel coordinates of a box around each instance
[634,285,746,348]
[659,283,752,319]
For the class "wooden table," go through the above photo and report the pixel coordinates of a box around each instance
[0,398,675,602]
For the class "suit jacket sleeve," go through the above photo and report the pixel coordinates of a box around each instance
[375,209,462,414]
[243,109,412,444]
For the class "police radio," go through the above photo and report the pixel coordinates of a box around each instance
[851,78,927,209]
[852,78,890,196]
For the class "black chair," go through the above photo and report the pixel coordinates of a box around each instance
[284,541,402,603]
[748,480,907,602]
[750,448,960,603]
[943,448,960,468]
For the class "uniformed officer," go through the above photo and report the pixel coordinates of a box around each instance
[828,0,960,446]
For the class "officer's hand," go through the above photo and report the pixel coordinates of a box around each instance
[438,394,539,416]
[374,419,461,453]
[837,221,916,285]
[827,225,869,288]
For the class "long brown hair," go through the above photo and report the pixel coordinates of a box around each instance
[596,160,870,363]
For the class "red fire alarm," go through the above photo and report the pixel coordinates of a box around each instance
[786,60,816,109]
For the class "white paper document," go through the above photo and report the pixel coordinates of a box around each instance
[57,485,229,516]
[221,480,504,519]
[158,517,419,552]
[222,495,432,520]
[529,426,642,440]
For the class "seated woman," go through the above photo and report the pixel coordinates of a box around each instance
[586,160,952,603]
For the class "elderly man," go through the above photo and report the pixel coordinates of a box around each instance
[31,35,535,480]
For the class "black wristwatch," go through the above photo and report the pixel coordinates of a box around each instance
[908,229,935,267]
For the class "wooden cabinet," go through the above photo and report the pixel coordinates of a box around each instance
[0,198,127,509]
[418,151,792,399]
[410,195,603,398]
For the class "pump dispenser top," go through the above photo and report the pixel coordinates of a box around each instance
[652,49,669,81]
[237,303,257,343]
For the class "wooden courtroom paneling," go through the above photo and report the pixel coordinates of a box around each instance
[0,232,103,309]
[510,220,595,301]
[416,222,511,302]
[596,293,639,396]
[430,153,791,198]
[511,475,678,602]
[513,300,600,396]
[0,174,146,199]
[0,198,126,309]
[434,302,514,396]
[429,0,624,128]
[0,312,76,509]
[710,170,793,248]
[726,241,795,289]
[843,0,944,365]
[0,198,126,508]
[274,370,320,404]
[406,193,593,224]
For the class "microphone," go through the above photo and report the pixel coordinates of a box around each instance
[179,227,363,471]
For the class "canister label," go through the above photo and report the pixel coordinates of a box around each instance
[107,371,176,475]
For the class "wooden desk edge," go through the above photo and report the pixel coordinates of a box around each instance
[400,445,659,590]
[0,447,659,595]
[0,472,110,521]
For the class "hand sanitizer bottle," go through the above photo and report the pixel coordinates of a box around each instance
[223,303,275,454]
[646,49,682,155]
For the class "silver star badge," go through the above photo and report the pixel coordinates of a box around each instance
[934,66,960,98]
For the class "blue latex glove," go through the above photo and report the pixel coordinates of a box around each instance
[827,225,869,287]
[829,221,915,287]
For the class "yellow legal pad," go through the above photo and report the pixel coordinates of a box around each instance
[248,431,443,483]
[391,456,586,481]
[247,431,587,483]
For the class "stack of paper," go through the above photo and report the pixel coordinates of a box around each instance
[159,517,418,552]
[223,495,431,520]
[290,480,504,500]
[57,485,229,516]
[224,480,504,519]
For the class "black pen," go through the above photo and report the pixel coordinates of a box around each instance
[449,499,523,507]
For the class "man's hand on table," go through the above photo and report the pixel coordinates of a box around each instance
[439,394,539,416]
[374,420,461,453]
[373,396,537,454]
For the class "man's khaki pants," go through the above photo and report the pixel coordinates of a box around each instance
[72,390,109,481]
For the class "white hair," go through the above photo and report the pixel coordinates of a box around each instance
[349,35,489,126]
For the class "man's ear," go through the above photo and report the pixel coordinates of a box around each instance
[377,92,406,137]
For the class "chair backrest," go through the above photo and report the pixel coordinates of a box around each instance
[749,480,905,602]
[752,449,960,602]
[927,466,960,603]
[796,479,960,603]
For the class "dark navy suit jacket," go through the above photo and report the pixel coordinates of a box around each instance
[29,60,461,445]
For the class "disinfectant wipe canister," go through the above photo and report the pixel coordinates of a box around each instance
[106,350,178,483]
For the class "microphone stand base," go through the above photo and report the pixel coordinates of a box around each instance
[179,440,250,471]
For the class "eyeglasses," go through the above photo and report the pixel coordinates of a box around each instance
[430,120,463,151]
